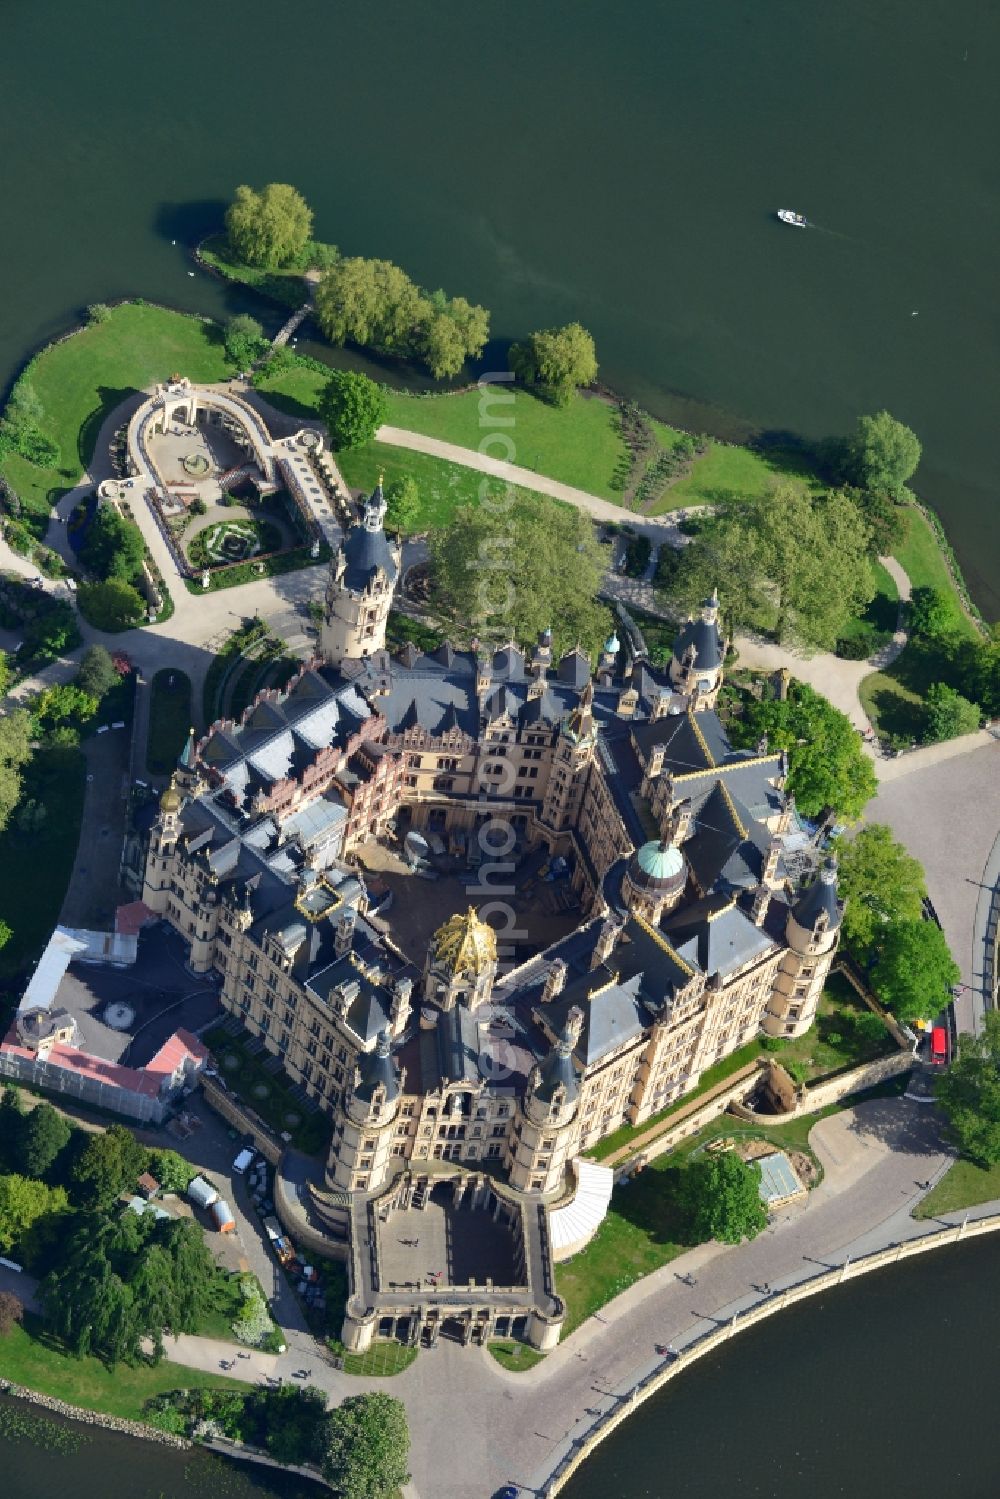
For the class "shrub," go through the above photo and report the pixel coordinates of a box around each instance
[231,1275,276,1347]
[77,578,146,632]
[87,303,112,324]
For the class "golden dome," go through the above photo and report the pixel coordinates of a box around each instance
[159,775,182,815]
[431,907,497,976]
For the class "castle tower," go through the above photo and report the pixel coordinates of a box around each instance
[540,681,597,834]
[320,479,401,667]
[423,907,498,1012]
[668,588,726,709]
[621,835,688,924]
[508,1007,583,1193]
[326,1029,403,1194]
[764,858,843,1039]
[142,776,184,914]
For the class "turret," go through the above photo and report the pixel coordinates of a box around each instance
[423,907,498,1011]
[325,1029,403,1195]
[764,859,843,1040]
[668,588,726,709]
[320,478,401,667]
[508,1007,583,1194]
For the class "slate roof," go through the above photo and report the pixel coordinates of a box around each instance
[631,710,732,775]
[673,613,723,671]
[544,967,647,1066]
[661,894,776,978]
[791,863,842,932]
[341,522,399,592]
[684,781,770,893]
[532,1039,580,1105]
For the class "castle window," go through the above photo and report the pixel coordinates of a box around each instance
[355,1176,368,1190]
[360,1157,373,1170]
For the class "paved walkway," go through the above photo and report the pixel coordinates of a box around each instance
[0,1095,975,1499]
[375,425,678,540]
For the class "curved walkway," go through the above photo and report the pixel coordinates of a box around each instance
[0,1094,967,1499]
[375,424,678,540]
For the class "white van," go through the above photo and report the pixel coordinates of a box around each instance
[232,1148,255,1175]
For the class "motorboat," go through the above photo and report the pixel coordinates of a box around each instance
[777,209,808,227]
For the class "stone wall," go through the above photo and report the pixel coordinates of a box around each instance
[0,1380,188,1448]
[542,1211,1000,1497]
[200,1076,283,1166]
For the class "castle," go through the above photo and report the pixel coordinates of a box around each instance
[142,480,842,1347]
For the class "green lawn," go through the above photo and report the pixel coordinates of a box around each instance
[893,506,979,640]
[586,1039,764,1163]
[0,746,86,980]
[770,973,898,1083]
[254,372,629,501]
[336,1342,418,1377]
[913,1158,1000,1220]
[488,1341,547,1373]
[648,436,820,515]
[382,388,627,500]
[859,506,983,741]
[1,302,231,534]
[0,1315,247,1422]
[837,560,900,646]
[146,668,192,776]
[336,443,543,532]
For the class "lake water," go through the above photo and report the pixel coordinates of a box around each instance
[562,1235,1000,1499]
[0,1,997,613]
[1,3,997,1491]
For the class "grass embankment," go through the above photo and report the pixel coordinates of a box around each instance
[337,446,542,531]
[0,1316,247,1422]
[913,1158,1000,1221]
[198,233,307,310]
[1,302,231,535]
[558,1107,838,1337]
[146,669,192,776]
[860,505,982,740]
[588,979,893,1166]
[0,746,86,980]
[488,1342,547,1373]
[836,559,900,649]
[647,427,821,514]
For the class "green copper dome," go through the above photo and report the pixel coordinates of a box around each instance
[635,839,684,882]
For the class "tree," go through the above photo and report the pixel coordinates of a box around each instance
[321,1393,411,1499]
[81,506,146,582]
[71,1123,148,1209]
[430,492,613,658]
[23,597,80,659]
[0,920,11,953]
[842,410,921,498]
[0,649,11,698]
[681,1151,766,1246]
[78,578,146,632]
[832,824,926,958]
[319,370,388,451]
[223,313,269,371]
[923,681,981,743]
[850,485,906,556]
[147,1148,195,1194]
[422,296,490,379]
[510,322,598,405]
[949,630,1000,718]
[730,681,877,820]
[225,183,313,269]
[666,486,875,651]
[936,1012,1000,1167]
[908,586,957,641]
[31,682,98,735]
[869,919,959,1023]
[0,1174,67,1253]
[263,1384,328,1466]
[77,644,121,700]
[384,475,421,533]
[0,1289,24,1337]
[15,1102,71,1179]
[0,710,32,836]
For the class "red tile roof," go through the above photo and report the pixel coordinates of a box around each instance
[115,901,156,938]
[1,1025,208,1099]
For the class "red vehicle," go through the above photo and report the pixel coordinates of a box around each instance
[931,1026,948,1065]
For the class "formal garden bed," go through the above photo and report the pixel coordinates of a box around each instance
[146,669,192,777]
[186,517,284,570]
